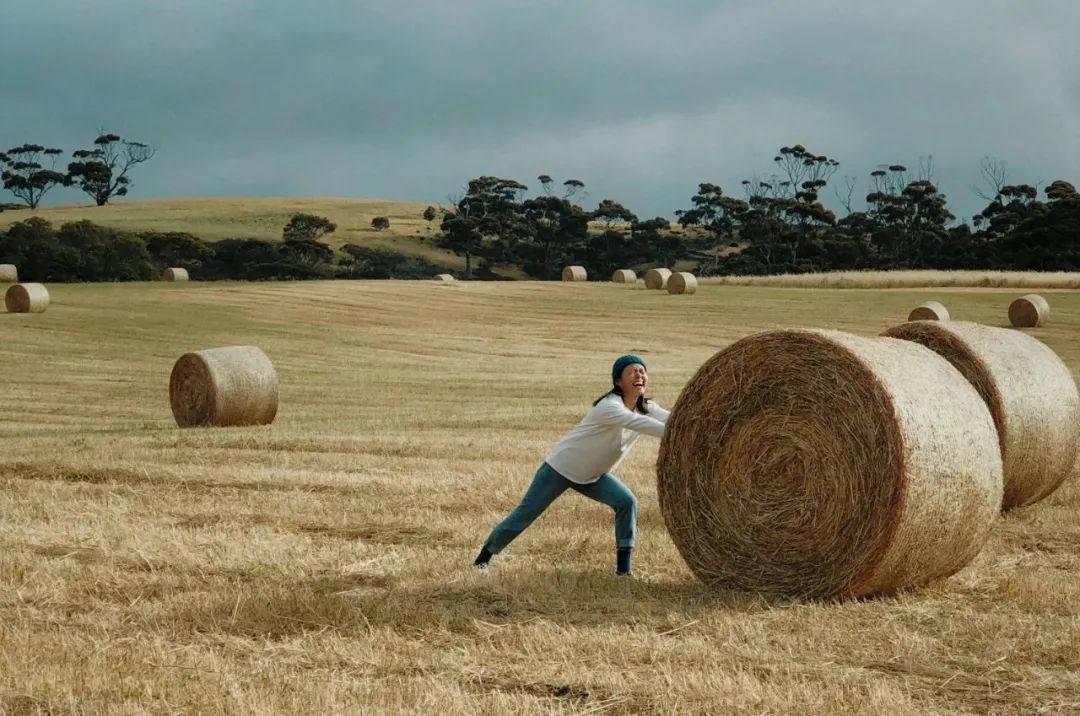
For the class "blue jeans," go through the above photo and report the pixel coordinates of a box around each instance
[484,462,637,553]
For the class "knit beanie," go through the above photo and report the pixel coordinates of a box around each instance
[611,354,646,386]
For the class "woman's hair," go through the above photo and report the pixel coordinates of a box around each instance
[593,386,650,414]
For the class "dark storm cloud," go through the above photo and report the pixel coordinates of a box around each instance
[2,1,1078,220]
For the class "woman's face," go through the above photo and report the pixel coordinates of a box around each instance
[617,363,648,400]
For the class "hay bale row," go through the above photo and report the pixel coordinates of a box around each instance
[0,264,17,283]
[163,267,189,282]
[905,294,1052,328]
[667,272,697,295]
[643,268,671,290]
[657,329,1003,599]
[5,283,49,313]
[169,346,279,428]
[883,320,1080,510]
[561,265,587,282]
[611,269,636,283]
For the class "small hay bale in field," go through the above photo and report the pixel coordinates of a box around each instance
[162,267,189,282]
[883,320,1080,510]
[907,301,949,321]
[657,329,1002,599]
[667,272,697,295]
[1008,294,1049,328]
[169,346,278,428]
[611,269,636,283]
[5,283,49,313]
[0,264,17,283]
[643,268,672,290]
[562,265,587,282]
[434,273,456,283]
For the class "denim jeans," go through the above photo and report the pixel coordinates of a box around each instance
[484,462,637,553]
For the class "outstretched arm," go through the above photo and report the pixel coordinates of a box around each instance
[593,399,666,438]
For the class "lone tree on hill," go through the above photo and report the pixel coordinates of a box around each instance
[67,132,156,206]
[283,213,336,242]
[422,206,438,223]
[0,144,69,208]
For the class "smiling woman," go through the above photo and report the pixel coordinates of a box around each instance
[473,354,669,576]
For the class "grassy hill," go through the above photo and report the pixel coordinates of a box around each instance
[2,280,1078,713]
[0,196,467,269]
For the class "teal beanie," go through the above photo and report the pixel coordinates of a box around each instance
[611,354,646,385]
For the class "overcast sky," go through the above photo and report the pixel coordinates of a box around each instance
[2,1,1078,222]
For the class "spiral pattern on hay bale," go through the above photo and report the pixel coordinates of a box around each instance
[1008,294,1049,328]
[657,329,1003,599]
[667,272,697,295]
[5,283,49,313]
[643,268,672,290]
[169,346,279,428]
[883,320,1080,509]
[907,301,949,321]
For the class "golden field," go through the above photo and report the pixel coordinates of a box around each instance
[1,279,1079,714]
[705,270,1080,289]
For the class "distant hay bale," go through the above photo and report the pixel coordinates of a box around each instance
[434,274,456,283]
[169,346,279,428]
[657,329,1002,599]
[561,265,587,282]
[883,320,1080,510]
[907,301,949,321]
[1008,294,1049,327]
[667,272,697,295]
[0,264,17,283]
[5,283,49,314]
[611,269,636,283]
[643,268,672,290]
[162,267,189,282]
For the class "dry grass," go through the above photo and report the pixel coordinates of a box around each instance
[705,270,1080,289]
[2,281,1080,714]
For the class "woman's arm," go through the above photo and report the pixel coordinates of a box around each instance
[593,398,666,437]
[648,402,671,424]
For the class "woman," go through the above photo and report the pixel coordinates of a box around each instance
[473,354,669,576]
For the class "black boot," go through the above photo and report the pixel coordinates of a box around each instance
[473,545,494,569]
[616,547,632,576]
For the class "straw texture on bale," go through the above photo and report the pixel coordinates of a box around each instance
[611,269,637,283]
[5,283,49,314]
[908,301,949,321]
[667,272,697,295]
[657,329,1003,599]
[1008,294,1049,328]
[883,320,1080,510]
[561,265,587,282]
[169,346,279,428]
[643,268,672,290]
[162,267,189,282]
[0,264,17,283]
[434,274,456,283]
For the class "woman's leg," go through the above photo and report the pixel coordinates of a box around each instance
[480,463,572,557]
[570,473,638,574]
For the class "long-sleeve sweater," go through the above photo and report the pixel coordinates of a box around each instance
[545,393,670,484]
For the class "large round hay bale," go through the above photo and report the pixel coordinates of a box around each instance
[883,320,1080,510]
[0,264,17,283]
[908,301,949,321]
[1008,294,1049,328]
[643,268,672,290]
[434,273,456,283]
[611,269,636,283]
[169,346,278,428]
[667,272,697,295]
[561,265,587,282]
[162,267,189,282]
[5,283,49,314]
[657,329,1003,599]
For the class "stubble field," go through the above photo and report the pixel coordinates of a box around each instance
[1,280,1078,714]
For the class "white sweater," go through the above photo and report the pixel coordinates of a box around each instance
[545,393,670,484]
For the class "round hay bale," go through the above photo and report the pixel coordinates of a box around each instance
[883,320,1080,510]
[657,329,1003,599]
[611,269,636,283]
[0,264,17,283]
[561,265,587,282]
[162,267,189,282]
[434,273,456,283]
[643,268,672,290]
[1008,294,1049,328]
[667,272,697,295]
[169,346,279,428]
[907,301,949,321]
[5,283,49,314]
